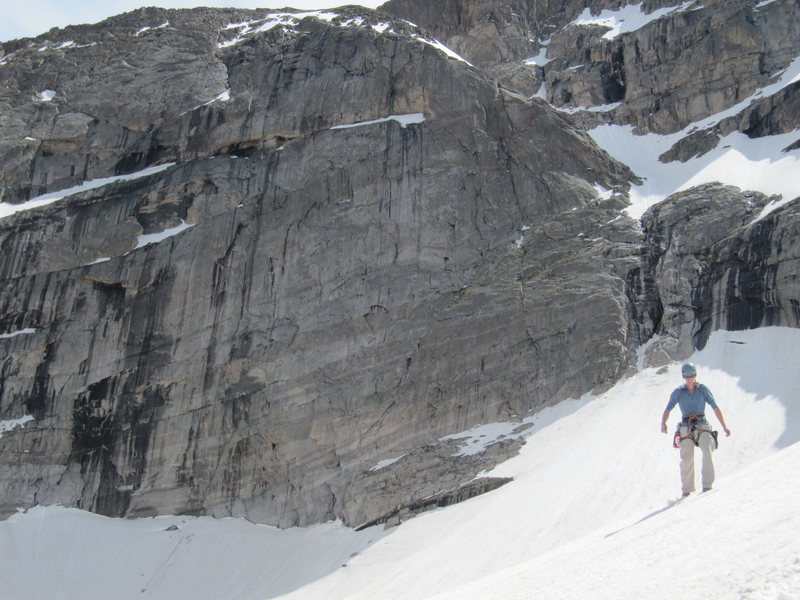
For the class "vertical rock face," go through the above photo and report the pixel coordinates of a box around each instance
[638,185,800,365]
[0,7,640,527]
[560,0,800,136]
[381,0,800,364]
[0,2,798,528]
[385,0,800,137]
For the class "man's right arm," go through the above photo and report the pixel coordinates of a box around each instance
[660,409,671,434]
[662,390,679,433]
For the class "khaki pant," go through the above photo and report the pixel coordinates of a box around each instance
[679,423,715,494]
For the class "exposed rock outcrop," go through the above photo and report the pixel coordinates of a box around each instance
[547,0,800,167]
[384,0,800,145]
[639,185,800,364]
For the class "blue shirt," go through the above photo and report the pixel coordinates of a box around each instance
[666,382,718,417]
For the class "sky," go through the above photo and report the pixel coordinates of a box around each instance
[3,326,799,599]
[0,0,385,42]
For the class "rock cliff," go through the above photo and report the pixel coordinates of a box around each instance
[0,1,798,528]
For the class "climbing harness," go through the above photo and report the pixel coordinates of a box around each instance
[673,412,719,449]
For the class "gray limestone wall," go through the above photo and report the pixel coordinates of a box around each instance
[0,2,798,528]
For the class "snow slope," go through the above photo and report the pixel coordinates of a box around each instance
[2,327,799,600]
[587,55,800,220]
[0,507,386,599]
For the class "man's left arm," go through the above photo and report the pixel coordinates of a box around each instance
[713,406,731,437]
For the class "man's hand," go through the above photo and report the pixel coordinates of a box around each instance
[661,422,668,434]
[723,427,731,437]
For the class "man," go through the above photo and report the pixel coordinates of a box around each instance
[660,362,731,496]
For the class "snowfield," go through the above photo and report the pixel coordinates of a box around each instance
[587,54,800,220]
[3,327,799,600]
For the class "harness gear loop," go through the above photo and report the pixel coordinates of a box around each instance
[674,412,719,449]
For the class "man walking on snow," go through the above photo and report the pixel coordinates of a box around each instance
[661,363,731,496]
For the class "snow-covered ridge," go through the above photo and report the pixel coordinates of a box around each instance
[219,11,339,48]
[587,54,800,220]
[37,40,85,52]
[570,1,698,40]
[0,163,175,221]
[590,123,800,220]
[217,11,470,64]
